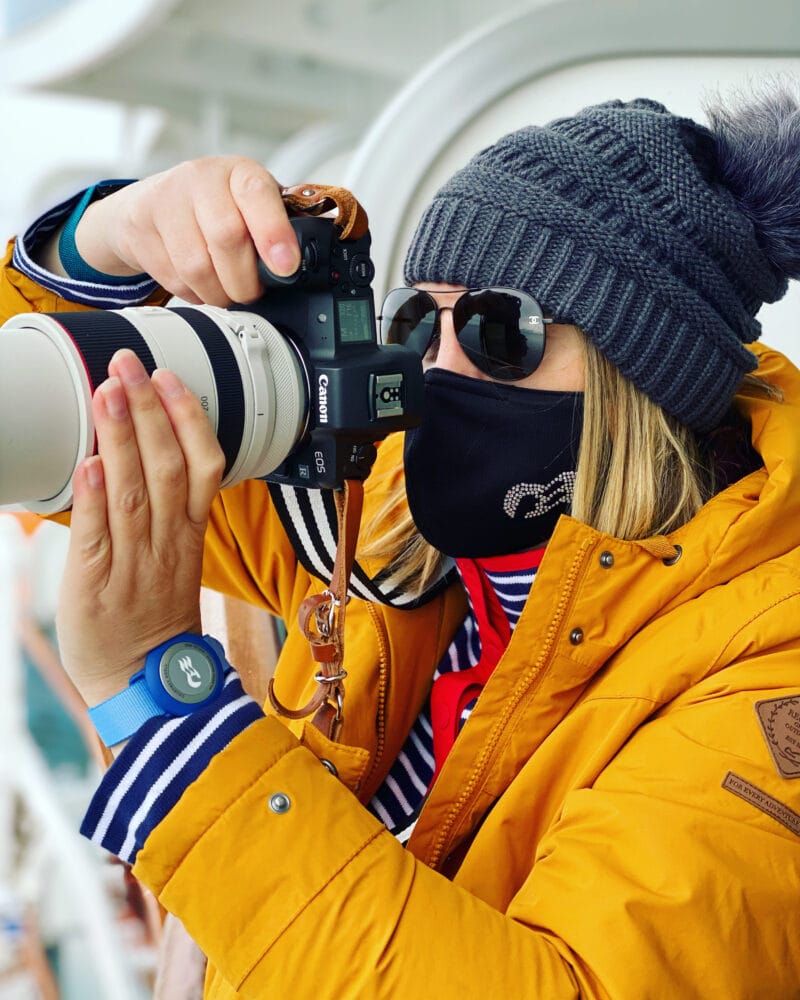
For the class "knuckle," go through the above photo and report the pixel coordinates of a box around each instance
[207,215,248,254]
[77,534,110,572]
[229,161,274,200]
[179,250,213,285]
[116,483,149,517]
[152,458,185,491]
[198,445,225,479]
[129,387,163,416]
[208,450,226,482]
[162,159,203,189]
[197,448,225,487]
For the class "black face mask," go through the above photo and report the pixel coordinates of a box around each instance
[403,369,583,558]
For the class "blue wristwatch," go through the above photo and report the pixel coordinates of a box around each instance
[88,633,231,747]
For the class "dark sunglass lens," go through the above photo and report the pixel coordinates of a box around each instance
[454,290,545,380]
[380,289,437,357]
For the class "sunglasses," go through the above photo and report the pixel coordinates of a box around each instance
[378,286,553,381]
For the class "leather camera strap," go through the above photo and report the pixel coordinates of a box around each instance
[268,479,364,742]
[280,183,369,240]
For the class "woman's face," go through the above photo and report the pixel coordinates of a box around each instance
[414,282,585,392]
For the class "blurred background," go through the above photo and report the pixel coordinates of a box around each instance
[1,0,799,996]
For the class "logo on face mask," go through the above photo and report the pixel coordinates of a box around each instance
[503,470,577,520]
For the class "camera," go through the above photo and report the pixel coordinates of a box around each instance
[0,216,424,513]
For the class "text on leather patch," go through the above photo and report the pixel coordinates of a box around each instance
[722,771,800,838]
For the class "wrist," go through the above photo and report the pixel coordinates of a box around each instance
[87,633,232,750]
[81,671,143,713]
[57,180,148,283]
[73,199,144,279]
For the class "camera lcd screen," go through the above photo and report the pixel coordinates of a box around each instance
[336,298,373,344]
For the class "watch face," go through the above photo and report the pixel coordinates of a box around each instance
[158,642,219,705]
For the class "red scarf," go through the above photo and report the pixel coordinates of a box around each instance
[430,546,546,777]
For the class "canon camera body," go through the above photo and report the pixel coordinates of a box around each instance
[253,215,420,487]
[0,215,424,513]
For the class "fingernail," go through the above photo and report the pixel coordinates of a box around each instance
[268,242,299,277]
[114,351,147,386]
[100,378,128,420]
[153,369,186,399]
[85,457,104,490]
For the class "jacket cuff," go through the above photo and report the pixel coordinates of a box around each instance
[80,672,264,864]
[12,185,161,308]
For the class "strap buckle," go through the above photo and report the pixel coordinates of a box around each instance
[267,480,364,742]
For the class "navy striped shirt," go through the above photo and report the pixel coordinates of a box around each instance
[366,555,539,844]
[81,673,264,865]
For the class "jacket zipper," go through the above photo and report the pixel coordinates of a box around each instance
[362,600,390,798]
[426,537,594,869]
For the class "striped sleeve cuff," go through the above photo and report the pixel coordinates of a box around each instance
[12,187,161,308]
[80,672,264,865]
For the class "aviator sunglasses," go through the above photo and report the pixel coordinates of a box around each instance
[378,286,553,381]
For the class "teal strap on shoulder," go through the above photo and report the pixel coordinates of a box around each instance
[58,181,148,285]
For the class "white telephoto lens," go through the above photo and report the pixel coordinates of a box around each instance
[0,305,307,513]
[0,317,93,512]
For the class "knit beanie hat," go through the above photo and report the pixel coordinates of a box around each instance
[404,91,800,431]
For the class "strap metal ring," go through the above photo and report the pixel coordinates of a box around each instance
[313,669,348,684]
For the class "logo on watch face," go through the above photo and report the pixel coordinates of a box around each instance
[161,643,217,704]
[177,655,203,689]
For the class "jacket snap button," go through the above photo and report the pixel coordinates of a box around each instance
[599,551,614,568]
[268,793,291,814]
[662,544,683,566]
[569,628,584,645]
[320,759,338,776]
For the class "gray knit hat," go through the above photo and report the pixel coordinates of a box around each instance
[404,95,800,431]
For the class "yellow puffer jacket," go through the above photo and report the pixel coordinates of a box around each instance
[3,246,800,998]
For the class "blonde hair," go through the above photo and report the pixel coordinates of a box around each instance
[359,332,777,596]
[571,337,709,538]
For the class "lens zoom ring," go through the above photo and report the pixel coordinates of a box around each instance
[52,311,157,390]
[171,308,245,478]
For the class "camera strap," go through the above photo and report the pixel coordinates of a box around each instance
[268,479,364,741]
[280,183,369,239]
[268,481,456,608]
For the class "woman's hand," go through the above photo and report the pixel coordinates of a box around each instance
[55,348,225,710]
[74,156,300,305]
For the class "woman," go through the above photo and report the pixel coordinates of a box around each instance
[2,92,800,997]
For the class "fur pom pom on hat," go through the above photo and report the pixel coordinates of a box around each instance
[404,88,800,431]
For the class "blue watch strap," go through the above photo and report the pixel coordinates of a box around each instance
[89,683,165,748]
[88,634,230,747]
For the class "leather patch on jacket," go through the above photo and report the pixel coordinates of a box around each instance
[755,695,800,778]
[722,772,800,838]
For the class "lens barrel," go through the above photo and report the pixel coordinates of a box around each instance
[0,305,306,513]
